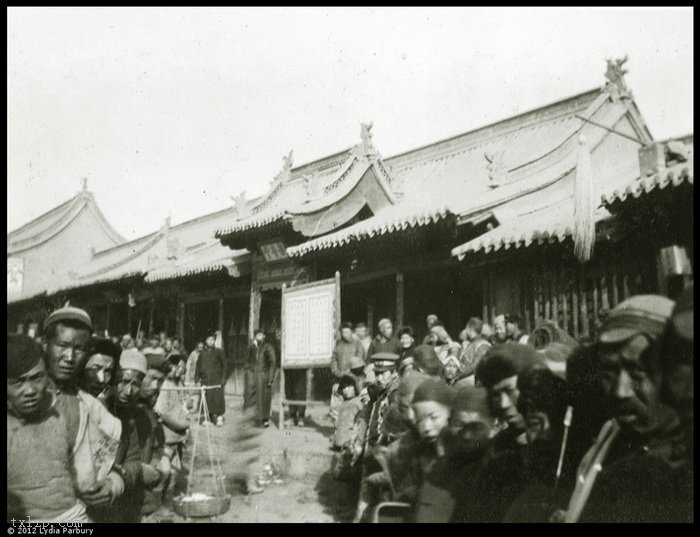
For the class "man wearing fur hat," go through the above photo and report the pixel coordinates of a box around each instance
[475,343,543,520]
[563,294,683,522]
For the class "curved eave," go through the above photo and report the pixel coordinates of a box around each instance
[215,212,290,240]
[601,166,693,206]
[287,207,451,258]
[453,228,574,260]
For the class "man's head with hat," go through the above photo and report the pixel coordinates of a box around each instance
[448,386,497,460]
[116,349,148,407]
[443,355,462,383]
[595,294,675,435]
[476,343,542,429]
[397,326,415,350]
[377,318,393,340]
[78,336,121,398]
[413,344,444,380]
[140,352,171,407]
[505,314,524,340]
[411,378,454,443]
[338,373,360,401]
[396,370,430,423]
[8,334,52,419]
[43,306,93,389]
[371,352,399,390]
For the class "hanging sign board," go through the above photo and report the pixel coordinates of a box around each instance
[281,273,340,368]
[278,272,341,430]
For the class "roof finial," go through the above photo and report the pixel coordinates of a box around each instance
[603,55,632,100]
[81,176,88,192]
[356,121,378,158]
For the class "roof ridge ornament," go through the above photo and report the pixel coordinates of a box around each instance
[231,190,250,219]
[603,55,632,101]
[484,149,508,188]
[354,121,379,159]
[302,173,322,200]
[272,150,294,186]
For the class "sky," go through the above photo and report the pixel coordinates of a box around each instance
[7,7,694,240]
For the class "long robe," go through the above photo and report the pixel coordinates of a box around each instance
[195,346,227,418]
[244,342,277,422]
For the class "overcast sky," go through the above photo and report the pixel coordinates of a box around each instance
[7,7,693,240]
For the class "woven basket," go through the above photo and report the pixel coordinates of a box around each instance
[172,494,231,518]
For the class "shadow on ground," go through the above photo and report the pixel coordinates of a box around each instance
[314,470,359,522]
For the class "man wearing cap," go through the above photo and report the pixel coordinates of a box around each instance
[141,333,166,357]
[563,294,682,522]
[197,334,228,427]
[352,351,401,521]
[492,314,508,344]
[41,307,125,516]
[416,386,499,522]
[475,343,543,520]
[8,334,92,522]
[430,322,461,364]
[94,349,163,522]
[367,318,399,361]
[413,344,445,380]
[421,314,441,345]
[460,317,492,382]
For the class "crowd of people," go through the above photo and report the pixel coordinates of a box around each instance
[7,286,694,523]
[326,292,694,523]
[7,309,233,523]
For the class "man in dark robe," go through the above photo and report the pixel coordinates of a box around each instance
[195,334,227,426]
[245,329,277,427]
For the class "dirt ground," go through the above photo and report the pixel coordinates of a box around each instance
[144,388,357,523]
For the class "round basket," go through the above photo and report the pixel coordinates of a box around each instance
[172,494,231,519]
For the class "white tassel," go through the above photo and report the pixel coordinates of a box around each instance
[573,134,595,263]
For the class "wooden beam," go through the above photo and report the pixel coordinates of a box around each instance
[218,298,225,352]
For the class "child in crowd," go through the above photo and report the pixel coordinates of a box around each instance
[154,354,190,502]
[331,374,365,450]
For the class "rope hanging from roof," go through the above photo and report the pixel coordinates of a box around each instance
[573,134,595,263]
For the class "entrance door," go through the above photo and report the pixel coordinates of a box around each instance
[183,300,219,353]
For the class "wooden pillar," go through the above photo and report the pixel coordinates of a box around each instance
[248,281,261,340]
[127,302,133,337]
[148,298,155,336]
[176,301,185,340]
[395,272,405,328]
[482,273,489,323]
[579,266,589,339]
[105,301,112,338]
[367,304,374,337]
[218,297,225,352]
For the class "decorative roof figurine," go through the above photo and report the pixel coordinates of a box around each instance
[231,190,249,218]
[603,56,632,100]
[302,173,322,200]
[355,121,378,158]
[484,149,508,187]
[272,150,294,186]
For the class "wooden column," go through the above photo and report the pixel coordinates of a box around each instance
[148,298,155,336]
[579,266,589,338]
[367,304,374,337]
[105,302,112,338]
[177,301,185,340]
[127,303,133,336]
[218,298,225,352]
[248,282,261,339]
[395,272,405,327]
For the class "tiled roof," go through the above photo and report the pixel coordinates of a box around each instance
[145,243,250,282]
[217,89,606,245]
[601,149,694,205]
[451,197,611,259]
[287,205,451,257]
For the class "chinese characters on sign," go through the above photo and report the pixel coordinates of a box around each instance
[282,280,337,368]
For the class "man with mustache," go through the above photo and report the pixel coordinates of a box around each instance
[563,294,680,522]
[78,337,121,407]
[42,307,124,516]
